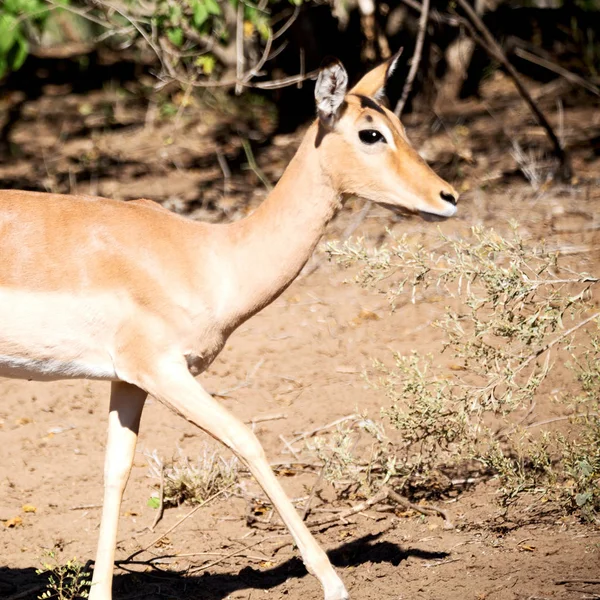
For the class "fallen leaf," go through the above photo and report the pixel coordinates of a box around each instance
[4,516,23,528]
[22,505,36,513]
[259,560,275,568]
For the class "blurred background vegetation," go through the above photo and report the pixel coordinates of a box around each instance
[1,0,599,129]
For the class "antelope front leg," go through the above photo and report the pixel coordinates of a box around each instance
[89,381,147,600]
[139,360,349,600]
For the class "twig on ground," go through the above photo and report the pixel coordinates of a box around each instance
[279,434,301,460]
[302,463,327,520]
[213,358,265,398]
[394,0,430,116]
[70,503,102,510]
[525,412,599,430]
[124,483,234,562]
[289,414,361,446]
[187,536,279,574]
[306,486,453,529]
[555,579,600,585]
[246,413,288,426]
[150,462,166,532]
[387,488,453,526]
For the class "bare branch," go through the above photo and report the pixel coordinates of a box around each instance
[394,0,430,116]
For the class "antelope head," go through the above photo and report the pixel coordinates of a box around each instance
[314,55,458,219]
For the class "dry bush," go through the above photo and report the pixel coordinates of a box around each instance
[326,225,599,521]
[147,445,239,507]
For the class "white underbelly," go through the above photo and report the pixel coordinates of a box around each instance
[0,288,120,382]
[0,355,116,381]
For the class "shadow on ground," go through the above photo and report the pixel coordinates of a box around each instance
[0,533,449,599]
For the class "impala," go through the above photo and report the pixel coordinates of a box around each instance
[0,55,457,600]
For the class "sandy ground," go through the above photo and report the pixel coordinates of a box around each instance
[1,69,599,599]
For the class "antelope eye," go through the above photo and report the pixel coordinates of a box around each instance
[358,129,386,145]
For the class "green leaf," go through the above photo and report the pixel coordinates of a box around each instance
[195,53,216,74]
[166,27,183,47]
[169,2,182,24]
[9,34,28,72]
[147,496,160,509]
[0,14,17,55]
[575,492,592,507]
[192,0,209,27]
[205,0,222,16]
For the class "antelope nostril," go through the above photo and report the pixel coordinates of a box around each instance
[440,191,457,206]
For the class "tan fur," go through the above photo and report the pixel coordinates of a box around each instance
[0,59,457,600]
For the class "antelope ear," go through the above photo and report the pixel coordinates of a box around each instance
[315,58,349,128]
[349,49,403,101]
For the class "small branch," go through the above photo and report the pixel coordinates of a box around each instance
[289,414,361,446]
[525,412,598,430]
[387,488,452,526]
[306,487,453,529]
[482,311,600,398]
[306,489,389,527]
[242,140,272,191]
[302,463,327,520]
[514,47,600,97]
[187,537,277,574]
[245,413,288,426]
[150,463,165,531]
[454,0,572,180]
[517,311,600,375]
[69,503,102,510]
[124,483,234,562]
[394,0,430,116]
[555,579,600,585]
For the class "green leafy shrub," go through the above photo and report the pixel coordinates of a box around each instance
[0,0,55,78]
[36,551,91,600]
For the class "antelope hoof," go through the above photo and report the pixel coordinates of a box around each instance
[324,583,349,600]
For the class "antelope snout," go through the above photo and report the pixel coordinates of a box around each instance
[440,189,458,206]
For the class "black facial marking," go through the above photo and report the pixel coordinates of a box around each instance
[365,114,373,122]
[355,94,385,115]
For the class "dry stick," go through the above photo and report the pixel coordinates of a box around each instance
[555,579,600,585]
[306,487,453,528]
[387,489,452,525]
[454,0,572,181]
[187,536,278,574]
[514,47,600,97]
[302,462,327,521]
[306,489,389,527]
[150,463,166,532]
[289,414,361,446]
[234,0,244,96]
[124,483,234,562]
[246,413,288,426]
[394,0,431,116]
[525,412,599,430]
[483,311,600,399]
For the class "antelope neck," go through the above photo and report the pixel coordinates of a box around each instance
[223,122,340,325]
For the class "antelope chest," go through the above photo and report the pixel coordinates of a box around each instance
[183,327,229,376]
